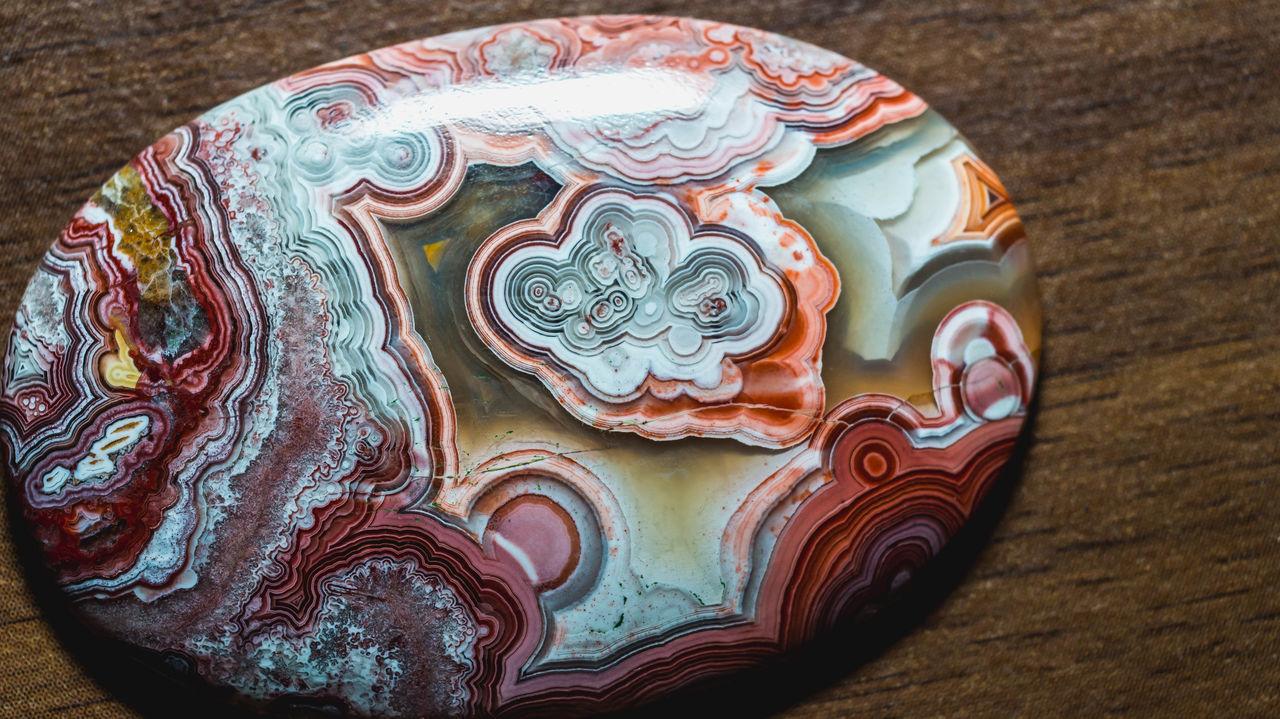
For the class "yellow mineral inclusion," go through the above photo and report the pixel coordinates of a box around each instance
[100,328,141,390]
[423,239,451,270]
[93,164,176,304]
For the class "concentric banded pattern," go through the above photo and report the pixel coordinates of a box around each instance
[467,187,818,447]
[0,15,1040,718]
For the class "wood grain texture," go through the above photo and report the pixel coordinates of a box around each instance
[0,1,1277,717]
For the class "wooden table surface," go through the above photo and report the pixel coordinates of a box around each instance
[1,1,1277,717]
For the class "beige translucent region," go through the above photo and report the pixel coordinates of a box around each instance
[383,164,799,613]
[380,113,1041,620]
[769,111,1042,412]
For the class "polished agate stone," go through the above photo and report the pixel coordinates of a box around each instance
[0,15,1041,718]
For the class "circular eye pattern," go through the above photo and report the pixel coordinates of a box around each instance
[483,494,581,593]
[962,355,1024,421]
[850,438,900,485]
[0,15,1039,719]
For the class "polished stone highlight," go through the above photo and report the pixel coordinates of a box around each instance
[0,15,1040,718]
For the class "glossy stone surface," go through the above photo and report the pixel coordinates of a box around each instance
[0,15,1040,718]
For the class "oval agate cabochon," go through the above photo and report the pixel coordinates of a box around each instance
[1,15,1040,719]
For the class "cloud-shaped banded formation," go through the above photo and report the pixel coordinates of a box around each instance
[468,187,833,448]
[493,190,785,401]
